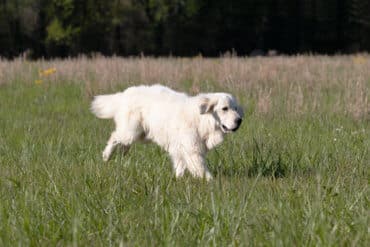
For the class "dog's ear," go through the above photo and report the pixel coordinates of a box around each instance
[200,96,218,114]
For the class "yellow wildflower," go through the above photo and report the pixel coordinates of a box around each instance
[39,68,57,77]
[35,79,43,84]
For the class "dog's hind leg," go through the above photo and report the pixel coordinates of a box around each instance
[102,112,143,161]
[102,130,123,161]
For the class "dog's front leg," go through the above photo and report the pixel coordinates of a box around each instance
[170,154,187,178]
[205,131,224,150]
[183,152,213,181]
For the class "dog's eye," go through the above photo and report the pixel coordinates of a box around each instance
[222,107,228,111]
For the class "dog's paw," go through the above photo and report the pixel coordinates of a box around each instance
[102,151,110,162]
[205,172,213,181]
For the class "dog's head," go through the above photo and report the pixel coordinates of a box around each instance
[200,93,244,133]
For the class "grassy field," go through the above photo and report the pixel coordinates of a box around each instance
[0,55,369,246]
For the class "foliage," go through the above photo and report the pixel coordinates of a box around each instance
[0,0,370,58]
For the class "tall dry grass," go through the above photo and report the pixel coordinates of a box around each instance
[0,55,369,118]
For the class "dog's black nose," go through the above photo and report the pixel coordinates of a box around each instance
[235,118,242,126]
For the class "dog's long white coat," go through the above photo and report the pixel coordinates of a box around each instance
[91,84,243,180]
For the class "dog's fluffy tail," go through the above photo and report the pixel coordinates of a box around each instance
[91,94,119,119]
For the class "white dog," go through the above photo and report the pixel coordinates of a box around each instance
[91,84,243,180]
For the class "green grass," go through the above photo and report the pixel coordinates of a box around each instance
[0,78,369,246]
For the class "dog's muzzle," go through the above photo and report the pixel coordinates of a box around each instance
[221,118,242,133]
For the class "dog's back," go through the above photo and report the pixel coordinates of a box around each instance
[125,84,188,104]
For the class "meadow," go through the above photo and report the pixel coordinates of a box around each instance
[0,55,369,246]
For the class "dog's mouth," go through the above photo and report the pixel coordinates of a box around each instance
[221,124,240,133]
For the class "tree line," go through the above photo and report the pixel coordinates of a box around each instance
[1,0,369,58]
